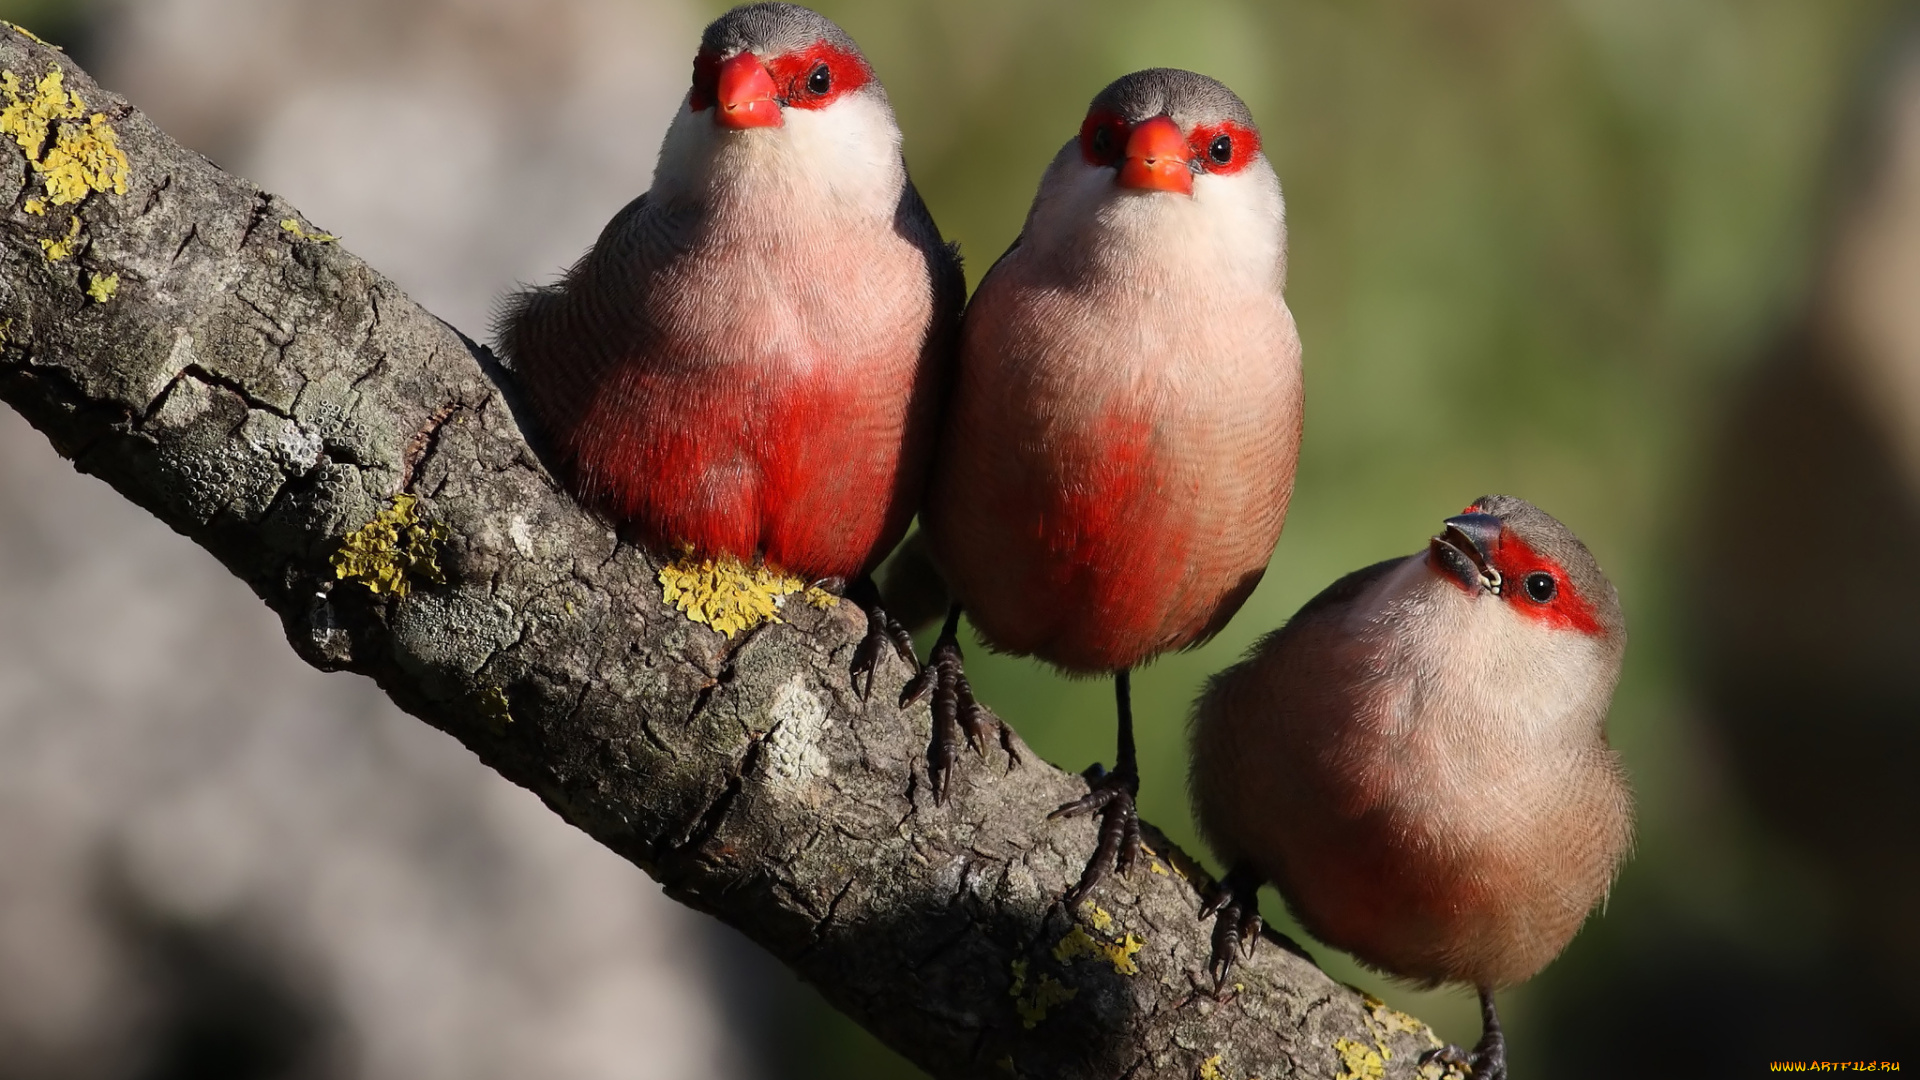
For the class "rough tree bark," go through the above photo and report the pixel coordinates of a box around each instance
[0,32,1448,1080]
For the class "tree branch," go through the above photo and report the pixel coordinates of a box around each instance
[0,32,1444,1080]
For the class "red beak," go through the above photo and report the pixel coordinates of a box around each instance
[715,51,781,129]
[1117,115,1192,195]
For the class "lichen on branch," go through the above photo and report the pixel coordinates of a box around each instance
[331,494,450,597]
[1,65,128,211]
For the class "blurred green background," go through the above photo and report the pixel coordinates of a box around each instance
[7,0,1917,1075]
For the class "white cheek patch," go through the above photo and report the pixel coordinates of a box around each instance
[1023,154,1288,290]
[781,94,904,215]
[649,92,905,221]
[651,97,716,200]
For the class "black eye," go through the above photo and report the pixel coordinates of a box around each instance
[1524,572,1557,604]
[808,63,831,95]
[1209,134,1233,164]
[1091,125,1113,157]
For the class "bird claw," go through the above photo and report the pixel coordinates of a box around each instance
[904,611,1015,806]
[1199,864,1264,988]
[1050,768,1141,907]
[848,579,919,701]
[1420,1045,1502,1080]
[1421,990,1507,1079]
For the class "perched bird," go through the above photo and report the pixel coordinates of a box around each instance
[914,70,1302,897]
[1189,495,1631,1079]
[497,2,961,682]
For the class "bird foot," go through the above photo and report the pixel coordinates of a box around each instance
[1421,1044,1503,1080]
[847,578,918,701]
[1050,764,1141,907]
[899,608,1016,805]
[1422,990,1507,1080]
[1198,863,1264,988]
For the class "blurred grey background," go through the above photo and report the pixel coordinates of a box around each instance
[2,0,1919,1076]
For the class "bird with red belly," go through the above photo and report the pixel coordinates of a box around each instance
[914,69,1302,901]
[497,3,960,682]
[1189,495,1632,1079]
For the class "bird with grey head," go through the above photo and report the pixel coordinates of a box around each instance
[1189,495,1631,1080]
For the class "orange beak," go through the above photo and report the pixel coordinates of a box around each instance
[715,51,781,129]
[1117,115,1192,195]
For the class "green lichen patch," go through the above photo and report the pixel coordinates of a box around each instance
[83,270,116,302]
[1,66,128,212]
[332,493,449,597]
[1008,959,1076,1029]
[658,551,836,639]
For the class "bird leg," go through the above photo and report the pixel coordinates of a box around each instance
[1422,987,1508,1080]
[1051,670,1143,907]
[1198,863,1265,987]
[899,605,1016,804]
[847,575,919,701]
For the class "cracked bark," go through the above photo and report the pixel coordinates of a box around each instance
[0,34,1449,1080]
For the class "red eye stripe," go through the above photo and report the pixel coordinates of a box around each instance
[1489,530,1604,636]
[766,42,871,110]
[1189,120,1259,175]
[1079,108,1128,166]
[688,43,870,114]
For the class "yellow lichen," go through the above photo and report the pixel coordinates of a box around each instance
[1,67,127,210]
[475,685,513,732]
[0,317,10,346]
[332,493,449,597]
[39,111,129,204]
[657,551,835,639]
[22,196,43,214]
[38,212,77,260]
[1199,1055,1227,1080]
[84,271,117,302]
[1362,994,1442,1052]
[1,67,80,161]
[1008,959,1076,1029]
[1333,1038,1386,1080]
[1082,903,1114,932]
[1052,924,1145,976]
[280,218,338,243]
[5,21,56,48]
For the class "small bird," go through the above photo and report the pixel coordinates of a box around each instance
[496,3,961,682]
[914,70,1302,897]
[1189,495,1631,1079]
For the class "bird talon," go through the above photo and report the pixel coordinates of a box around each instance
[1200,864,1264,987]
[917,605,1001,805]
[847,576,917,703]
[899,667,933,708]
[883,611,918,666]
[1053,767,1140,904]
[850,635,885,701]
